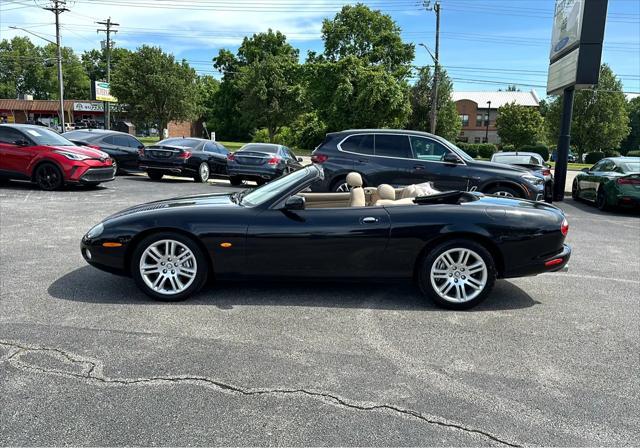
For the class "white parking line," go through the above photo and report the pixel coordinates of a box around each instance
[547,272,640,284]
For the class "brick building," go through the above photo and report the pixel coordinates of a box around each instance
[452,90,540,144]
[0,98,107,128]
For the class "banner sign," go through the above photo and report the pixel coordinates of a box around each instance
[94,81,117,103]
[74,102,104,112]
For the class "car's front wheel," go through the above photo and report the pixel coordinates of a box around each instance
[418,239,496,310]
[131,232,208,301]
[230,176,243,186]
[484,185,522,198]
[34,162,64,191]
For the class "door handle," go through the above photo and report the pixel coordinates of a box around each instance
[361,216,379,224]
[414,165,425,170]
[357,159,369,164]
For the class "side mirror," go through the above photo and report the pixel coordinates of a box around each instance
[297,157,303,162]
[283,195,305,211]
[581,167,590,173]
[14,139,29,146]
[443,153,461,164]
[138,144,145,150]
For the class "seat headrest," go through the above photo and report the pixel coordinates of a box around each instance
[377,184,395,200]
[346,172,363,188]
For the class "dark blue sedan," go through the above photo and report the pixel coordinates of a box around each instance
[227,143,304,186]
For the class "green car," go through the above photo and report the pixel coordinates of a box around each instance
[572,157,640,210]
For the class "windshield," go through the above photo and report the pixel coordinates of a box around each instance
[493,155,541,166]
[157,138,202,148]
[619,161,640,173]
[241,168,312,207]
[24,127,75,146]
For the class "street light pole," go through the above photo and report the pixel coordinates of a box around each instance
[97,18,118,130]
[485,100,491,143]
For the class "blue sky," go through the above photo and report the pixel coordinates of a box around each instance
[1,0,638,98]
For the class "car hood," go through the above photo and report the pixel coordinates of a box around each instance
[470,159,529,173]
[105,193,236,221]
[51,145,109,159]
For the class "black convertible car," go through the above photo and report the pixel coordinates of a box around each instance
[81,165,570,309]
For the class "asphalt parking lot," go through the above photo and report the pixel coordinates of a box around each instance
[1,175,639,446]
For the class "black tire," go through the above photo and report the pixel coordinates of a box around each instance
[131,232,208,302]
[484,185,522,199]
[331,176,360,192]
[34,162,64,191]
[230,176,243,186]
[147,170,164,181]
[418,239,497,310]
[571,180,580,200]
[194,162,210,183]
[111,159,120,175]
[596,187,610,211]
[255,178,267,186]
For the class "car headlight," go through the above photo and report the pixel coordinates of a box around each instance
[54,150,90,161]
[521,173,544,186]
[86,223,104,239]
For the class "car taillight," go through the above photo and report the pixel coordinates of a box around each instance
[617,177,640,185]
[267,156,281,165]
[311,153,329,164]
[227,153,235,161]
[561,218,569,236]
[179,151,192,159]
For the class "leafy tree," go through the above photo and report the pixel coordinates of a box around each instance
[499,84,520,92]
[81,47,132,82]
[495,102,545,149]
[306,56,411,130]
[111,45,199,131]
[321,4,414,77]
[546,65,630,159]
[620,96,640,154]
[292,111,327,149]
[408,66,461,141]
[41,44,90,99]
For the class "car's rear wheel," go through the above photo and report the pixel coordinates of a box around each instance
[230,176,243,186]
[194,162,210,183]
[131,232,208,301]
[484,185,522,198]
[147,170,164,181]
[596,187,610,211]
[34,163,64,191]
[418,239,496,310]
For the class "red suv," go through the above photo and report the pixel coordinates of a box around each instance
[0,124,115,190]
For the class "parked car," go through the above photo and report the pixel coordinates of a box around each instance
[226,143,304,186]
[551,149,577,163]
[491,152,553,201]
[572,157,640,210]
[0,124,114,190]
[63,129,145,174]
[310,130,547,201]
[81,165,570,310]
[138,137,229,182]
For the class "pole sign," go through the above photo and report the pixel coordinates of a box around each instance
[94,81,117,103]
[547,0,608,95]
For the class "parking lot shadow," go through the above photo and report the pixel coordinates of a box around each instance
[563,198,640,217]
[49,266,539,312]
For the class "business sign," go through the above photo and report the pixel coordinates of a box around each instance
[94,81,117,103]
[547,0,608,95]
[74,102,104,112]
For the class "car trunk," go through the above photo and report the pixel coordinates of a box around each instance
[234,151,276,166]
[145,145,190,161]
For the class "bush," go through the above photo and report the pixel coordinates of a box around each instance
[604,149,621,157]
[499,144,515,152]
[292,112,327,150]
[518,143,550,162]
[252,128,270,143]
[477,143,497,159]
[627,150,640,157]
[585,152,605,164]
[251,127,296,147]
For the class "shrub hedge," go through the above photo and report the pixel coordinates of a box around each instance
[627,150,640,157]
[518,143,550,162]
[456,142,497,159]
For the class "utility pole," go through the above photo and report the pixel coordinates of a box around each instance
[97,18,118,130]
[43,0,68,131]
[423,1,441,135]
[485,100,491,143]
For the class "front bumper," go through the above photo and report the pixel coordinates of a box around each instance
[79,167,116,184]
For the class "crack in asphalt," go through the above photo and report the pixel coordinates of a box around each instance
[0,340,520,447]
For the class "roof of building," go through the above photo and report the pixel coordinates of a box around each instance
[452,90,540,108]
[0,99,78,111]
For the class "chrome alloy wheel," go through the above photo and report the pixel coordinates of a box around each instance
[430,248,488,303]
[492,190,514,198]
[335,182,350,192]
[199,162,210,181]
[139,239,198,296]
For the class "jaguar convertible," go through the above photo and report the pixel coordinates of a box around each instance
[81,165,570,309]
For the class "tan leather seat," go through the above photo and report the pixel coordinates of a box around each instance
[375,183,415,206]
[347,172,365,207]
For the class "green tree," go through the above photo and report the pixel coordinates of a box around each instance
[546,65,630,159]
[41,44,90,99]
[495,102,545,148]
[0,37,44,98]
[408,66,461,141]
[321,3,414,77]
[620,96,640,154]
[81,47,132,82]
[306,56,411,130]
[111,45,199,132]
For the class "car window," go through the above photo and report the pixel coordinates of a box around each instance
[102,135,116,145]
[409,136,451,161]
[0,127,26,145]
[375,134,412,159]
[204,142,218,153]
[216,143,229,155]
[340,134,374,155]
[591,161,605,171]
[618,160,640,173]
[239,143,279,153]
[287,148,297,160]
[124,135,142,148]
[596,160,614,172]
[158,138,202,149]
